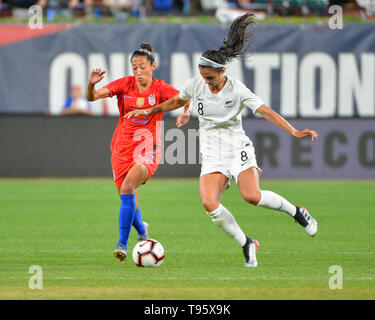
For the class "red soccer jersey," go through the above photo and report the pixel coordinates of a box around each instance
[105,76,179,163]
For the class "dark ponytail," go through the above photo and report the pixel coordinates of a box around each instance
[131,42,155,64]
[201,13,255,67]
[139,43,154,53]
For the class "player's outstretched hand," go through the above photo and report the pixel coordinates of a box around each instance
[89,68,106,85]
[293,129,318,141]
[176,112,190,128]
[124,108,151,119]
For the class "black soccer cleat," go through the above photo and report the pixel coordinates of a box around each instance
[242,236,259,267]
[294,206,318,237]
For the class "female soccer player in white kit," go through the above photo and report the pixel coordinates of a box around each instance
[125,13,318,267]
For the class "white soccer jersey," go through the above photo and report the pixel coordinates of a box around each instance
[179,76,264,161]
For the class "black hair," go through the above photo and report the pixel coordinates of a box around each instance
[200,13,255,70]
[130,43,155,64]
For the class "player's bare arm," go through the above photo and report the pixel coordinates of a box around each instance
[256,105,318,141]
[176,100,192,128]
[86,68,110,101]
[124,94,188,118]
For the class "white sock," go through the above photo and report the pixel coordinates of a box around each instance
[257,190,297,217]
[207,204,247,247]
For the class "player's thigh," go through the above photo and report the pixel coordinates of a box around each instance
[199,172,229,212]
[120,164,149,195]
[237,167,261,205]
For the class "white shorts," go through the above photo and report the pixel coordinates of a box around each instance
[200,143,262,185]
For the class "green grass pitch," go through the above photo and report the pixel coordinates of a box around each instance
[0,178,374,300]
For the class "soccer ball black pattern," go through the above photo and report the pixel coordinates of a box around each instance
[132,239,165,267]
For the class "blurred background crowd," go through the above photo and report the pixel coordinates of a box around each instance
[0,0,374,21]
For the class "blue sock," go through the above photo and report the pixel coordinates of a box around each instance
[117,194,136,248]
[132,206,146,236]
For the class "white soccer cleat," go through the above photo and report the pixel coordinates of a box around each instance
[305,215,318,237]
[138,221,149,242]
[113,244,127,263]
[295,206,318,237]
[242,237,259,267]
[143,221,149,237]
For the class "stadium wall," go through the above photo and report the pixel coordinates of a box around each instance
[1,116,374,179]
[0,24,375,118]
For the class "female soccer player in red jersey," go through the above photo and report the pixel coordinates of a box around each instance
[86,43,182,263]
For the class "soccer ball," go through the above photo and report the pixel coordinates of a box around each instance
[132,239,165,267]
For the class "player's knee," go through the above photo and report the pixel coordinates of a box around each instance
[201,198,220,213]
[242,191,261,206]
[120,180,137,195]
